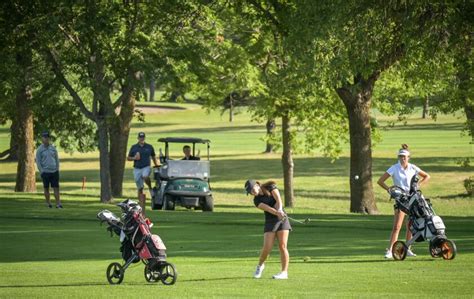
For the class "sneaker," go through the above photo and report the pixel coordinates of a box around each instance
[47,204,52,208]
[407,249,417,257]
[253,264,265,279]
[56,204,63,209]
[384,249,393,259]
[272,271,288,280]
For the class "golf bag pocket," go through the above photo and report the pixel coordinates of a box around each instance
[410,218,427,242]
[428,216,445,235]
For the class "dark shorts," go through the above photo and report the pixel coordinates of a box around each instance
[264,218,292,233]
[41,171,59,189]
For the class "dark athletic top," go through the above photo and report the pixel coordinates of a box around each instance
[128,143,156,169]
[253,184,279,222]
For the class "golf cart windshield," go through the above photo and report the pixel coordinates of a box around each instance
[162,160,210,180]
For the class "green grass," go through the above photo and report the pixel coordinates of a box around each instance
[0,105,473,297]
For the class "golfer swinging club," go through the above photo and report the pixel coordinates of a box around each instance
[245,179,291,280]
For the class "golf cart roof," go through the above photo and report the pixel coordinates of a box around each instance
[158,137,210,144]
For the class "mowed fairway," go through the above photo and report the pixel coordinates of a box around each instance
[0,104,473,298]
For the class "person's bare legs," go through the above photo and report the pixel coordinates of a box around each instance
[259,232,276,266]
[405,220,412,241]
[388,209,405,250]
[144,176,154,198]
[276,230,289,272]
[44,188,51,207]
[137,189,146,216]
[144,176,152,190]
[53,187,61,206]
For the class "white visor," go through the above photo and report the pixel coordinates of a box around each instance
[398,149,410,156]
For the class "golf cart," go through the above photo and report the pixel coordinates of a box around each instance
[151,137,213,212]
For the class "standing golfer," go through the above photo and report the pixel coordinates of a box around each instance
[377,144,430,259]
[36,131,62,208]
[245,179,291,280]
[127,132,159,212]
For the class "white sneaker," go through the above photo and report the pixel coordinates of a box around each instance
[384,249,393,259]
[272,271,288,280]
[254,264,265,279]
[407,249,417,257]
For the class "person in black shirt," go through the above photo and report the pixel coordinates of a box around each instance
[182,145,200,161]
[245,179,291,280]
[127,132,159,213]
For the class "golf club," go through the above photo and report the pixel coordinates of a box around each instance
[272,215,311,232]
[287,216,311,225]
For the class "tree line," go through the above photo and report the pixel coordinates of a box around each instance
[0,1,472,213]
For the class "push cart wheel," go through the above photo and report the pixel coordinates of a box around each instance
[441,239,457,260]
[429,240,442,258]
[144,264,160,283]
[106,262,124,284]
[159,262,178,285]
[392,241,407,261]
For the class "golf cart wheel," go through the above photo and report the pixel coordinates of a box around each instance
[202,195,213,212]
[164,195,175,211]
[441,239,457,260]
[144,264,160,283]
[151,201,163,210]
[159,262,178,285]
[106,262,124,284]
[392,241,407,261]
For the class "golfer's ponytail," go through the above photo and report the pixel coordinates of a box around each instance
[261,180,277,196]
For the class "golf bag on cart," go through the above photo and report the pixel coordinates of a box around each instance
[97,199,177,285]
[389,176,457,261]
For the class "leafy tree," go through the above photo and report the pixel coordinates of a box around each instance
[39,1,213,201]
[288,1,455,213]
[0,1,97,192]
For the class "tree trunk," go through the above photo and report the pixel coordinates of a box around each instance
[229,93,234,122]
[14,52,36,192]
[336,83,378,214]
[281,114,294,208]
[463,103,474,143]
[9,120,19,160]
[265,118,276,153]
[170,91,179,102]
[149,76,155,102]
[422,97,429,119]
[97,117,112,202]
[456,44,473,142]
[109,91,136,197]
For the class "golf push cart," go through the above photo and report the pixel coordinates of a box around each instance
[151,137,214,212]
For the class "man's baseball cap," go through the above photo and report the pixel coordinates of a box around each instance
[245,179,257,195]
[41,131,50,138]
[138,132,145,138]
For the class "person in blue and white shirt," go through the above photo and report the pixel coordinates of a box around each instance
[127,132,159,213]
[377,144,430,259]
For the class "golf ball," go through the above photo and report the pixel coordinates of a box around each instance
[354,175,359,180]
